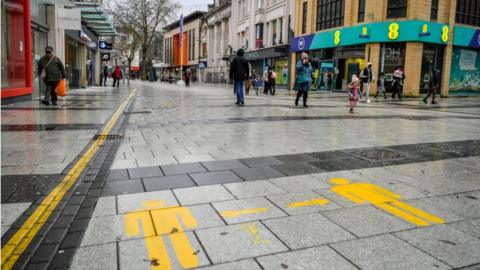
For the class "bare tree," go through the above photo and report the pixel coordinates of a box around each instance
[115,28,139,85]
[108,0,179,80]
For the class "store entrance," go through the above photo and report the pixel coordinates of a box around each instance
[419,44,444,94]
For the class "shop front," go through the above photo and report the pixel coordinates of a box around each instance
[30,0,49,98]
[1,0,32,101]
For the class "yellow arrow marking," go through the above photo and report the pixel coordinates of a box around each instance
[240,223,270,245]
[288,198,330,208]
[221,208,268,218]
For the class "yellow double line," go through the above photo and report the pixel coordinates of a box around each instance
[1,90,136,269]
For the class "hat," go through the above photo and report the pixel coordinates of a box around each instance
[237,48,244,56]
[45,46,54,51]
[351,74,359,82]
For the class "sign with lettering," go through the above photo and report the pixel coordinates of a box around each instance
[58,8,81,30]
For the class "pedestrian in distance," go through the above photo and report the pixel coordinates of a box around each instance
[229,48,249,106]
[253,74,261,96]
[185,69,191,87]
[294,52,313,108]
[268,67,276,95]
[423,69,440,104]
[263,68,270,94]
[246,69,254,95]
[391,66,405,100]
[37,46,66,106]
[112,66,122,88]
[360,62,374,103]
[348,74,360,113]
[374,72,387,100]
[102,65,109,86]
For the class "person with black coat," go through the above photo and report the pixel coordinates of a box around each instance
[37,46,66,105]
[423,70,440,104]
[229,49,250,105]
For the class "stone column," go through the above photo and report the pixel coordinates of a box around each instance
[440,0,457,97]
[220,19,226,68]
[213,23,219,67]
[403,42,423,97]
[47,5,65,62]
[365,43,381,95]
[79,44,87,88]
[94,49,101,86]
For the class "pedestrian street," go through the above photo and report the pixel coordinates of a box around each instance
[2,81,480,270]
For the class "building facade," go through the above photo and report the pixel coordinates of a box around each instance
[199,0,231,83]
[163,11,206,82]
[291,0,480,96]
[230,0,294,86]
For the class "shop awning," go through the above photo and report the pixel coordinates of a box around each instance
[39,0,76,7]
[73,1,117,36]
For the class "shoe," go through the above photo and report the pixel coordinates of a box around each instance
[41,100,49,105]
[52,101,57,105]
[431,101,437,104]
[423,98,427,104]
[367,99,371,103]
[295,102,298,106]
[303,105,308,108]
[349,108,354,113]
[240,102,244,106]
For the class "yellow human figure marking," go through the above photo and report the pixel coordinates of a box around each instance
[221,208,268,218]
[240,223,270,245]
[288,198,329,208]
[124,200,199,270]
[329,178,444,226]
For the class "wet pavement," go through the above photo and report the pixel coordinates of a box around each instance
[1,81,480,270]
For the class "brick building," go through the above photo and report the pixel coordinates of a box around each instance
[291,0,480,96]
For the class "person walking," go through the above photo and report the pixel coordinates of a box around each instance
[423,70,439,104]
[102,65,109,86]
[268,68,276,95]
[374,72,387,100]
[246,69,254,95]
[185,69,191,87]
[37,46,66,105]
[391,66,405,100]
[253,74,261,95]
[348,75,360,113]
[360,62,374,103]
[229,48,249,106]
[294,52,313,108]
[112,66,122,88]
[263,68,270,94]
[121,62,127,85]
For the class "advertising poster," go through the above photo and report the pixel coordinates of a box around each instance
[449,48,480,94]
[274,59,288,85]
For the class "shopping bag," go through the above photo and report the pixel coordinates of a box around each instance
[55,79,67,97]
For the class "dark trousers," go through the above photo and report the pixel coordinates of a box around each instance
[113,77,120,88]
[295,90,308,106]
[270,83,276,95]
[103,76,107,86]
[392,83,403,99]
[424,87,436,101]
[264,81,270,94]
[44,81,59,102]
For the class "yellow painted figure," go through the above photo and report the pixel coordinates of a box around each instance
[330,178,444,226]
[125,201,199,270]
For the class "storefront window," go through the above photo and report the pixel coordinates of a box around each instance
[358,0,365,22]
[380,43,405,88]
[255,23,263,48]
[431,0,438,20]
[387,0,407,19]
[449,47,480,94]
[1,0,28,90]
[420,44,444,93]
[455,0,480,27]
[316,0,344,31]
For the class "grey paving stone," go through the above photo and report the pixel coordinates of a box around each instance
[449,219,480,238]
[102,179,145,196]
[331,234,450,270]
[212,197,286,224]
[223,180,285,199]
[117,190,178,214]
[70,242,117,270]
[267,191,341,215]
[43,228,68,244]
[127,166,163,179]
[257,246,357,270]
[92,196,116,217]
[175,154,216,163]
[271,162,323,176]
[174,185,235,205]
[232,167,285,181]
[239,156,284,168]
[275,154,320,164]
[388,159,475,178]
[1,226,9,237]
[142,174,196,191]
[196,260,261,270]
[403,196,465,223]
[269,175,330,193]
[1,202,31,226]
[201,159,247,171]
[395,224,480,268]
[189,170,243,185]
[263,213,355,249]
[407,192,480,221]
[119,232,210,270]
[323,205,414,237]
[161,162,206,176]
[195,222,288,264]
[106,169,129,181]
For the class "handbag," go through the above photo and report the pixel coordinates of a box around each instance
[40,57,55,80]
[55,79,67,97]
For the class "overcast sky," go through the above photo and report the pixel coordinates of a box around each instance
[175,0,211,18]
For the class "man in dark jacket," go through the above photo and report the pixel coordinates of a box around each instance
[37,46,66,105]
[229,49,249,105]
[423,69,440,104]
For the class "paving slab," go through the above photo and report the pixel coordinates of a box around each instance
[395,224,480,268]
[331,234,450,270]
[449,219,480,238]
[267,191,341,215]
[70,242,117,270]
[174,185,235,205]
[119,232,210,270]
[195,222,288,264]
[142,174,196,191]
[107,169,129,181]
[127,166,163,179]
[257,246,357,270]
[223,180,285,199]
[102,179,145,196]
[271,162,323,176]
[117,190,179,214]
[201,159,247,171]
[269,175,330,192]
[388,159,475,177]
[189,170,243,185]
[1,202,31,226]
[263,213,355,249]
[212,197,286,224]
[323,205,414,237]
[161,162,206,176]
[175,154,215,163]
[92,196,116,217]
[239,156,284,168]
[231,166,285,181]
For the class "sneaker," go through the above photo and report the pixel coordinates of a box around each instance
[423,98,427,104]
[431,101,437,104]
[41,100,49,105]
[303,105,308,108]
[349,108,354,113]
[52,101,57,105]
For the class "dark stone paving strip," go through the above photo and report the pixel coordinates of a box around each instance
[1,175,63,204]
[102,139,480,195]
[1,107,112,111]
[1,124,103,132]
[2,99,135,270]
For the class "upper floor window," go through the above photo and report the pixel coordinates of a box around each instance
[456,0,480,27]
[387,0,407,18]
[255,23,264,48]
[301,2,308,34]
[358,0,365,22]
[430,0,438,20]
[316,0,344,31]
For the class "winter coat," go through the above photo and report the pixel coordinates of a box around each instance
[37,55,66,82]
[296,60,313,84]
[230,56,250,81]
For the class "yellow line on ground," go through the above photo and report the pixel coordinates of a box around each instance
[221,208,268,218]
[287,198,329,208]
[1,90,136,270]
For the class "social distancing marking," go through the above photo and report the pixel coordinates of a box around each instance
[125,200,199,270]
[221,208,268,218]
[288,198,330,208]
[330,178,444,226]
[240,223,270,245]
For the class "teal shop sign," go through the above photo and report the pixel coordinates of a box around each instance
[453,25,480,49]
[291,20,449,52]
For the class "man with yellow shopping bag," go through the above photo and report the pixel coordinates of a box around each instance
[37,46,66,105]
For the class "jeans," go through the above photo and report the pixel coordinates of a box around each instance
[364,83,370,100]
[295,82,310,106]
[103,76,107,86]
[44,81,59,102]
[235,80,245,104]
[113,77,120,88]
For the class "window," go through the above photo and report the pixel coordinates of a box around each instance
[456,0,480,27]
[187,30,195,61]
[302,2,308,34]
[279,17,283,44]
[255,23,263,48]
[387,0,407,18]
[316,0,344,31]
[358,0,365,22]
[430,0,438,20]
[272,20,277,45]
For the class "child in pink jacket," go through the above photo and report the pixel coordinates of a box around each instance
[348,75,360,113]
